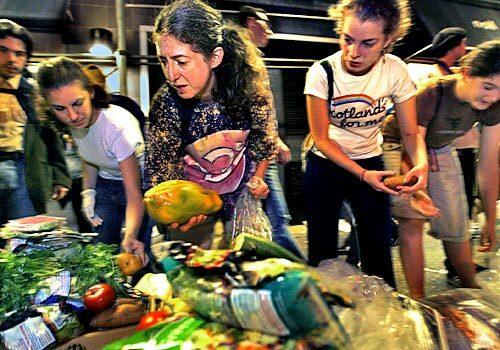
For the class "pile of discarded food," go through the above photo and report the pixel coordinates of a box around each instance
[1,180,498,350]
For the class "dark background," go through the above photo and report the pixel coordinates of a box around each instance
[2,0,498,223]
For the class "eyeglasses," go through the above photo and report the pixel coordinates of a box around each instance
[0,45,28,59]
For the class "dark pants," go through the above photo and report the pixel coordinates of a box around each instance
[94,176,152,255]
[305,152,395,287]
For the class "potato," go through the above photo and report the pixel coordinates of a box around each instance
[116,252,143,276]
[90,303,145,328]
[115,297,143,306]
[383,175,417,189]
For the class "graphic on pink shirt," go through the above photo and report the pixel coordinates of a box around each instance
[184,130,249,194]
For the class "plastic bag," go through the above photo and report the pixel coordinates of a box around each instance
[424,288,499,350]
[228,189,272,241]
[167,267,349,348]
[0,304,84,350]
[317,259,437,350]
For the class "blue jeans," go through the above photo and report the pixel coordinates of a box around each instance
[264,162,306,260]
[0,157,36,225]
[305,152,395,287]
[94,176,152,255]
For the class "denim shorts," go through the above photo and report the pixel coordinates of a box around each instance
[383,143,469,242]
[426,146,469,242]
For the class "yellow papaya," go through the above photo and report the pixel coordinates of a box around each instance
[144,180,223,224]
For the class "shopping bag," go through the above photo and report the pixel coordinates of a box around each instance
[228,189,273,241]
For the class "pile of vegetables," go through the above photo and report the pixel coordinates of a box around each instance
[0,250,61,319]
[0,243,121,320]
[58,243,121,293]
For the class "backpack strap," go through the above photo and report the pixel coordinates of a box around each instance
[425,81,443,135]
[433,82,443,119]
[301,59,334,172]
[319,58,334,102]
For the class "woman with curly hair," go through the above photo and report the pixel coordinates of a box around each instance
[303,0,428,286]
[144,0,277,242]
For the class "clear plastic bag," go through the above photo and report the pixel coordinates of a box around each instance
[228,189,273,241]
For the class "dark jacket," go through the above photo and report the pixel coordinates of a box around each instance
[17,77,71,213]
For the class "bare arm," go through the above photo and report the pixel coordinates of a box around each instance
[254,159,270,179]
[306,95,397,194]
[395,97,428,193]
[477,124,499,251]
[118,154,146,261]
[276,138,291,164]
[82,161,98,190]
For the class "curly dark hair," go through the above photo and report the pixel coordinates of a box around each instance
[328,0,412,52]
[153,0,269,115]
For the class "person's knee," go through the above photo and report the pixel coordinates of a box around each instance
[443,239,470,250]
[398,218,425,237]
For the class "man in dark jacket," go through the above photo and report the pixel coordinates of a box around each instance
[0,19,70,224]
[239,6,306,259]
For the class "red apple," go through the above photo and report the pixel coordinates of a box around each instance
[83,283,116,313]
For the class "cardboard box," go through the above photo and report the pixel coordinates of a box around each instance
[55,325,136,350]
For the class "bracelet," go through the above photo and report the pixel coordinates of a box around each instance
[359,169,367,182]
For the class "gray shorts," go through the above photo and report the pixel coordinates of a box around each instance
[383,143,469,242]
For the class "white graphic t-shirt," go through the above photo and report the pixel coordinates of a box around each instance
[304,51,416,159]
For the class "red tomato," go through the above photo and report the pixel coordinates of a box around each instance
[237,341,270,350]
[83,283,116,313]
[136,310,170,330]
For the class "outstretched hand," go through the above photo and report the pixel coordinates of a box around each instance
[477,223,497,253]
[362,169,400,195]
[410,191,440,218]
[398,164,428,194]
[52,185,69,200]
[122,237,146,264]
[168,214,207,232]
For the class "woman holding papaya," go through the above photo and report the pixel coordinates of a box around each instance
[36,57,149,263]
[303,0,428,286]
[143,0,277,240]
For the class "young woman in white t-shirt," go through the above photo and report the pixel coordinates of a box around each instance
[36,57,148,264]
[303,0,428,287]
